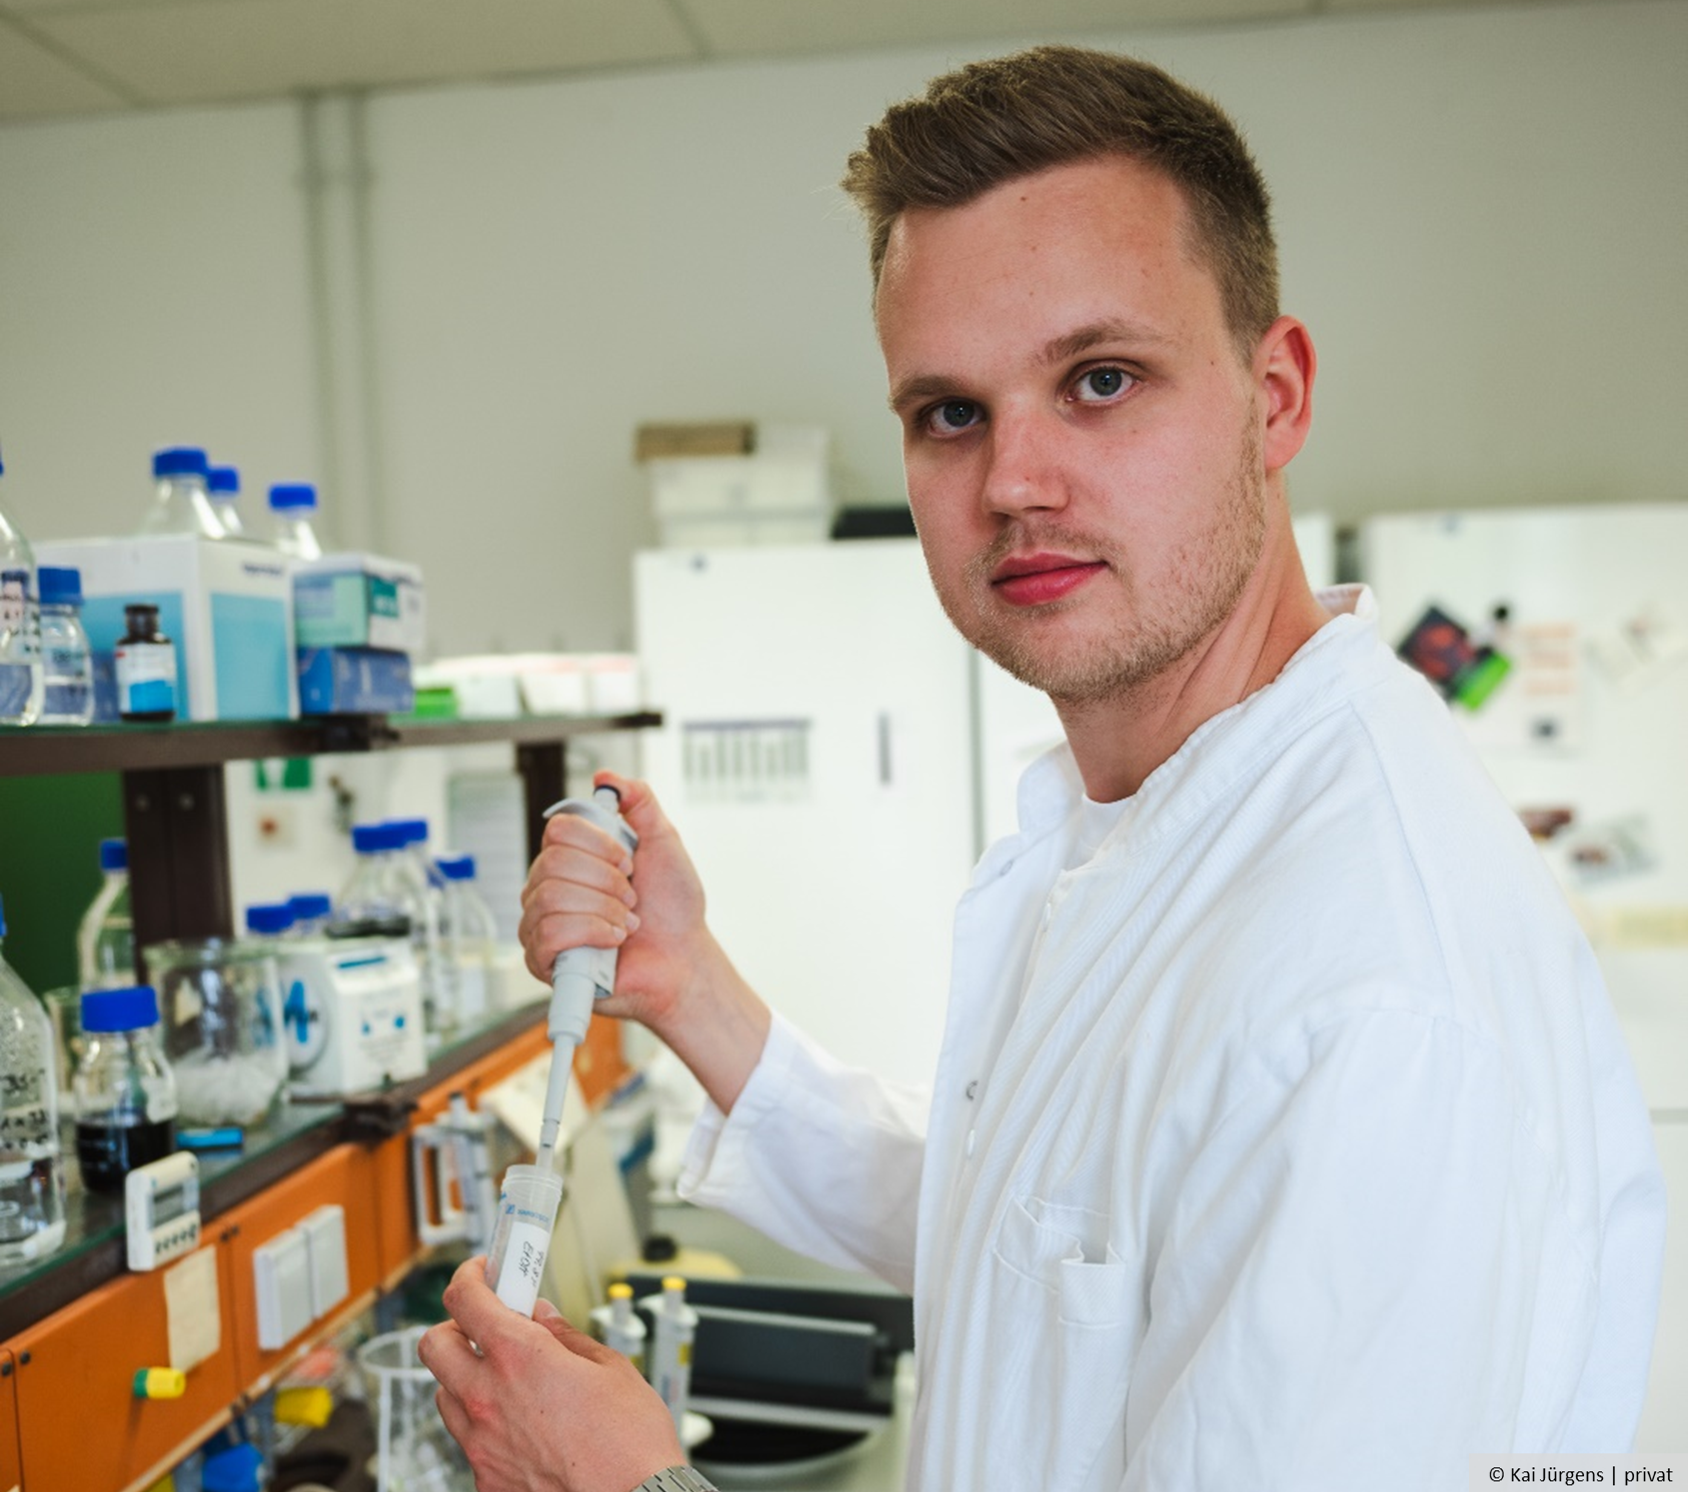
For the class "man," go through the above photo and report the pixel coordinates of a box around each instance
[420,46,1665,1491]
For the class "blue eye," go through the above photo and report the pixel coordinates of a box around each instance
[1073,367,1133,402]
[926,399,981,434]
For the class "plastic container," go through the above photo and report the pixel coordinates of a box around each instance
[484,1162,564,1317]
[36,566,94,726]
[268,483,324,561]
[114,602,178,722]
[589,1281,647,1370]
[357,1325,474,1492]
[139,446,225,539]
[0,895,67,1264]
[144,938,286,1127]
[207,466,246,538]
[73,984,178,1194]
[436,853,498,1025]
[77,837,134,990]
[0,447,44,727]
[644,1275,699,1433]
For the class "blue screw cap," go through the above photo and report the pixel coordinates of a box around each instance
[81,985,160,1032]
[153,447,209,479]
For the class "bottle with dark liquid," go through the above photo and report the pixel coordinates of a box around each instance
[72,986,178,1194]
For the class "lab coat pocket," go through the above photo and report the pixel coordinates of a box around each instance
[988,1198,1143,1492]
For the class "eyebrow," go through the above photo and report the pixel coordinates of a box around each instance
[887,317,1172,412]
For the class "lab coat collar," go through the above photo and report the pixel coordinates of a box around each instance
[1001,583,1382,859]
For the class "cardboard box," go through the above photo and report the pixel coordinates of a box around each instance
[634,421,756,461]
[36,534,297,722]
[297,646,415,715]
[645,425,834,549]
[292,553,425,653]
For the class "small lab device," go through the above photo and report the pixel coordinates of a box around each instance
[590,1281,648,1372]
[279,937,428,1094]
[411,1092,499,1249]
[125,1150,201,1271]
[484,785,637,1317]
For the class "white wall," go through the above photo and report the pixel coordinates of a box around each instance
[0,0,1683,656]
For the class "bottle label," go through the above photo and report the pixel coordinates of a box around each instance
[0,1078,53,1151]
[115,640,177,716]
[0,569,29,634]
[490,1217,550,1315]
[0,663,33,719]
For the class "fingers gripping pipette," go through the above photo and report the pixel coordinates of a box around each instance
[484,784,638,1316]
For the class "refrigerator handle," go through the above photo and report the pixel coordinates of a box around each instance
[878,711,893,787]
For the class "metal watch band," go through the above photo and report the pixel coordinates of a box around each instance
[633,1467,718,1492]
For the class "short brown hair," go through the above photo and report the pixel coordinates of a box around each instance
[841,46,1280,354]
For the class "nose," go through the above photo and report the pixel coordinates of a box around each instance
[979,409,1066,520]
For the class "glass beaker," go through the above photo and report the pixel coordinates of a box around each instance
[356,1325,474,1492]
[144,938,287,1126]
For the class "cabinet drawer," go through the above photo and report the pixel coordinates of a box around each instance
[221,1143,381,1389]
[11,1243,238,1492]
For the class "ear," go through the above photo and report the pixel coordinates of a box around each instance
[1254,315,1316,474]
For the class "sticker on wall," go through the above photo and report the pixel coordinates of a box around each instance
[682,719,811,805]
[1588,600,1688,693]
[1561,814,1658,889]
[1464,620,1584,754]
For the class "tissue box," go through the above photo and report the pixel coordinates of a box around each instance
[36,535,297,722]
[297,647,415,715]
[292,553,425,653]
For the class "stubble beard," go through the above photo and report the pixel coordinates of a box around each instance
[941,432,1268,707]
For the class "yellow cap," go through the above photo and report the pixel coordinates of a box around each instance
[662,1275,686,1293]
[132,1367,187,1400]
[609,1282,633,1300]
[275,1385,335,1428]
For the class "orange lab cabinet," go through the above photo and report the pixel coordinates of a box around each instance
[0,1349,20,1492]
[9,1243,241,1492]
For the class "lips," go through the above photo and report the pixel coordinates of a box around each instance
[989,552,1107,606]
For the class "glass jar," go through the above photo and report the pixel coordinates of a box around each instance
[73,985,178,1194]
[145,938,286,1127]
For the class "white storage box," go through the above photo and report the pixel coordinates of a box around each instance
[292,552,425,654]
[645,424,834,548]
[36,534,298,721]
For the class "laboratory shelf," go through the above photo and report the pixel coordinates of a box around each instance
[0,1000,546,1343]
[0,709,663,777]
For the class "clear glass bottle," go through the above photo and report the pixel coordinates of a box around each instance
[268,483,324,560]
[332,824,412,939]
[387,819,455,1038]
[0,894,67,1265]
[139,446,225,539]
[286,892,333,938]
[436,853,499,1024]
[36,565,94,726]
[207,465,246,538]
[77,837,135,989]
[73,984,178,1193]
[0,447,44,728]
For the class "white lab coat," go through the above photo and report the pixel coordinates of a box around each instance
[680,587,1665,1491]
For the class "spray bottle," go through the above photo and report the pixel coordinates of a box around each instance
[483,784,638,1317]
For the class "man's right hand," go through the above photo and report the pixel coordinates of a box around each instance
[518,770,771,1113]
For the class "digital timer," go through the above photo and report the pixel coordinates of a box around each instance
[125,1151,201,1271]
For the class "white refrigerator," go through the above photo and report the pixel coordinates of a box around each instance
[633,517,1335,1087]
[1359,502,1688,1451]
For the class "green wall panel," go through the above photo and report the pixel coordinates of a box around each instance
[0,772,124,996]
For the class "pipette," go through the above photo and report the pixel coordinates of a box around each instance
[484,784,638,1316]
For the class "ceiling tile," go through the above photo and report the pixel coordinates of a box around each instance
[26,0,701,104]
[677,0,1309,58]
[0,14,130,117]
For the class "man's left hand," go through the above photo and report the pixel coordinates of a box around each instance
[420,1256,685,1492]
